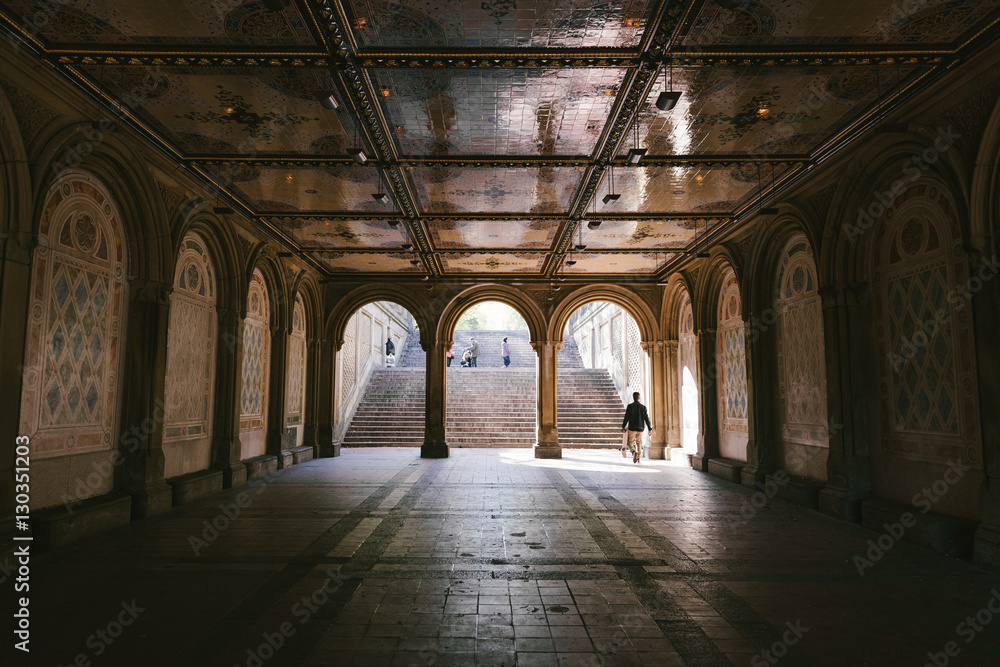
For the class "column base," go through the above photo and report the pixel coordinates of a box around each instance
[129,480,174,520]
[740,464,766,489]
[278,449,294,469]
[647,445,667,460]
[818,484,864,523]
[421,441,449,458]
[320,442,342,458]
[691,452,709,471]
[974,524,1000,569]
[214,461,247,488]
[534,444,562,459]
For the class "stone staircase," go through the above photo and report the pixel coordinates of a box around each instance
[344,330,623,448]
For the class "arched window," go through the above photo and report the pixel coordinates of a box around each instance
[240,268,270,459]
[775,235,828,478]
[717,268,748,461]
[162,232,216,478]
[873,188,980,465]
[677,293,699,452]
[19,173,127,469]
[286,293,307,445]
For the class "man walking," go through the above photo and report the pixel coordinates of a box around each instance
[621,391,653,464]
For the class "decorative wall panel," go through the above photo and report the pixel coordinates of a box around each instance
[19,173,126,459]
[240,268,270,432]
[717,269,748,434]
[286,293,306,426]
[776,236,828,449]
[873,190,981,465]
[163,233,216,442]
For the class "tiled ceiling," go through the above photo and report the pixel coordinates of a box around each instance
[1,0,998,278]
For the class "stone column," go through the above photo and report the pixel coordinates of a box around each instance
[692,328,718,471]
[533,340,562,459]
[313,335,338,457]
[0,232,32,529]
[817,284,871,522]
[211,307,247,487]
[302,336,319,454]
[642,340,668,460]
[421,338,449,458]
[663,340,682,459]
[118,279,173,518]
[741,315,775,488]
[969,245,1000,567]
[266,321,292,467]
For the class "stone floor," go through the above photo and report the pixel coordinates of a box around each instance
[20,449,1000,666]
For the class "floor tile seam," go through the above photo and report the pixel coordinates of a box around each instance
[566,469,705,575]
[543,469,734,665]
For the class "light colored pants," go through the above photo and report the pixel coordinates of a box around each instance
[625,430,643,456]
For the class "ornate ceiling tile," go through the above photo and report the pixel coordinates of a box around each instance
[410,166,583,214]
[2,0,319,46]
[313,250,423,272]
[269,218,408,248]
[438,252,546,273]
[343,0,656,48]
[593,165,769,215]
[580,219,719,249]
[372,67,629,157]
[559,252,670,274]
[428,220,558,249]
[219,166,391,213]
[81,66,353,155]
[680,0,999,47]
[627,65,918,157]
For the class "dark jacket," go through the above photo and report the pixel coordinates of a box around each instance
[622,401,652,432]
[385,340,395,355]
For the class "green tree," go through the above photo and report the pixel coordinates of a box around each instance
[455,304,485,330]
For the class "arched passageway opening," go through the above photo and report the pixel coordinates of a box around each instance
[446,301,535,447]
[561,301,648,452]
[336,301,421,449]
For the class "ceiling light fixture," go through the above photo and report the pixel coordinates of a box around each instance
[387,220,400,228]
[410,259,421,267]
[566,259,577,266]
[372,193,389,204]
[575,243,587,251]
[318,92,339,110]
[656,60,681,111]
[587,221,602,230]
[627,117,646,164]
[602,164,620,205]
[349,148,367,164]
[402,243,413,251]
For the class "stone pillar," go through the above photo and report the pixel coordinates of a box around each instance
[314,335,338,457]
[817,284,871,522]
[421,338,449,458]
[533,340,562,459]
[211,307,247,487]
[266,321,292,467]
[663,340,682,459]
[970,244,1000,567]
[118,279,174,518]
[741,315,774,488]
[692,328,718,471]
[0,231,32,530]
[642,340,668,460]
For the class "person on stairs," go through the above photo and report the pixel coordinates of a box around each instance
[385,336,395,367]
[621,391,653,464]
[447,345,454,367]
[464,338,480,368]
[501,337,511,368]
